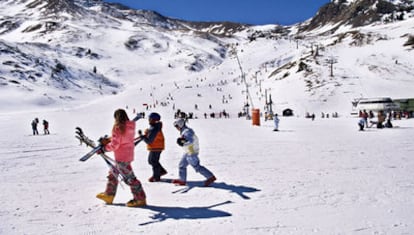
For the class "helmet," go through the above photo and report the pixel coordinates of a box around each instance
[173,118,185,129]
[148,112,161,121]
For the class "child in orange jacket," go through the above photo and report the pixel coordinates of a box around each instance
[138,112,168,182]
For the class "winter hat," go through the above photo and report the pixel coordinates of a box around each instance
[148,112,161,121]
[173,118,185,129]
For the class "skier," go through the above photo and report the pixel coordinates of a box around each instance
[31,118,39,135]
[96,109,147,207]
[362,110,369,128]
[384,118,393,128]
[138,112,168,182]
[358,117,365,131]
[172,118,216,186]
[377,110,386,128]
[273,113,280,131]
[43,120,50,135]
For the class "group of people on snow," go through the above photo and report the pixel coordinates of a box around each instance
[31,118,50,135]
[358,109,393,131]
[95,109,216,207]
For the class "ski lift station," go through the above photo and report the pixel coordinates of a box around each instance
[351,97,414,115]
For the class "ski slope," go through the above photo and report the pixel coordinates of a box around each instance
[0,108,413,234]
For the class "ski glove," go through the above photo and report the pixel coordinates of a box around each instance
[137,130,145,139]
[98,136,111,146]
[132,113,144,121]
[176,137,186,146]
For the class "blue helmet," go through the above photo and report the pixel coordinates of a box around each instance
[148,112,161,121]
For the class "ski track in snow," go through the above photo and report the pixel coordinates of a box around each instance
[0,111,413,234]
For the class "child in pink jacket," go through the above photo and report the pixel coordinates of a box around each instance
[96,109,146,207]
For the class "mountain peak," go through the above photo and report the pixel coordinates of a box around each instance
[26,0,84,16]
[300,0,414,33]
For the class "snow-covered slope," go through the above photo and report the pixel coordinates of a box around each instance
[1,108,414,234]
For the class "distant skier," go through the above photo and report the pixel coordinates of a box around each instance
[172,118,216,186]
[377,110,386,128]
[43,120,50,135]
[273,113,280,131]
[369,110,374,119]
[358,117,365,131]
[96,109,147,207]
[362,110,369,128]
[31,118,39,135]
[138,112,168,182]
[384,118,393,128]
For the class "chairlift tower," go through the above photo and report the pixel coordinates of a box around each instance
[325,56,338,77]
[233,49,254,118]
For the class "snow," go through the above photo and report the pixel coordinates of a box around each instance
[1,1,414,234]
[1,110,414,234]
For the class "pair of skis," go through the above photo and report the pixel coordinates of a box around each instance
[75,127,142,183]
[75,127,107,162]
[76,127,142,162]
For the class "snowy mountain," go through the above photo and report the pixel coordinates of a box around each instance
[301,0,414,32]
[1,1,414,234]
[0,0,413,116]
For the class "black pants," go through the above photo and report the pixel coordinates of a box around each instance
[148,151,167,180]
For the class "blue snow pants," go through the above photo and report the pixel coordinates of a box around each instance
[178,153,214,182]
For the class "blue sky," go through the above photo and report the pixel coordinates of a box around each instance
[105,0,331,25]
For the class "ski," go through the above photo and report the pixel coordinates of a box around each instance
[75,127,130,183]
[75,127,104,161]
[78,145,102,162]
[99,153,129,183]
[75,127,95,147]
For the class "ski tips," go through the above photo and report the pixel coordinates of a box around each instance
[75,127,83,134]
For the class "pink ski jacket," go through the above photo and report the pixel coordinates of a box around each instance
[104,121,136,162]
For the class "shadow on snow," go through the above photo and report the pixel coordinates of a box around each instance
[172,181,261,200]
[139,200,233,226]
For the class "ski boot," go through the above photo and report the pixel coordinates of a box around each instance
[96,192,114,204]
[204,176,216,186]
[148,169,168,182]
[172,179,186,186]
[126,199,147,207]
[148,176,160,182]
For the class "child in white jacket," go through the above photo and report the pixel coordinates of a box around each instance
[172,118,216,186]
